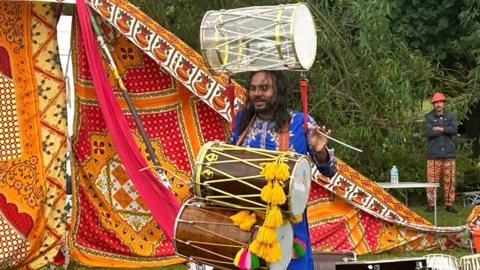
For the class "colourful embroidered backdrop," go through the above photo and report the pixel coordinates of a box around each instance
[69,13,229,268]
[0,2,67,269]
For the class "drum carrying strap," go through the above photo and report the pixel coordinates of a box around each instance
[235,115,290,151]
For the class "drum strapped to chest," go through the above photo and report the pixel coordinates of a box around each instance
[200,3,317,74]
[193,141,312,218]
[174,199,293,270]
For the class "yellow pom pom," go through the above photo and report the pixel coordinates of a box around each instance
[256,225,276,244]
[260,183,274,203]
[276,161,290,182]
[271,182,286,205]
[230,210,250,226]
[264,241,282,263]
[239,212,257,231]
[265,206,283,228]
[260,162,277,182]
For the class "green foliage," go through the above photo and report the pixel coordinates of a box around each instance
[389,0,466,63]
[129,0,479,199]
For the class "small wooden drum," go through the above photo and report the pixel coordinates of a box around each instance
[174,199,293,270]
[425,254,460,270]
[200,3,317,74]
[461,254,480,270]
[193,141,311,217]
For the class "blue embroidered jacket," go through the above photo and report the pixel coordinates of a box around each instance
[231,110,337,270]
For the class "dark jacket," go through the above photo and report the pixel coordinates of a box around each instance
[425,110,457,159]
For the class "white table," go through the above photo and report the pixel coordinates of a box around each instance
[378,182,440,226]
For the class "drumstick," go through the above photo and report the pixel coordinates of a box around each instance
[139,166,191,185]
[308,123,363,153]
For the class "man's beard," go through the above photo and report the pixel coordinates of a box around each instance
[253,99,275,114]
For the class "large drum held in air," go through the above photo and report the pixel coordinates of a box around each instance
[200,3,317,74]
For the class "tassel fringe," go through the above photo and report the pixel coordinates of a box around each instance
[231,210,250,226]
[239,213,257,231]
[271,182,286,205]
[265,206,283,228]
[260,183,274,203]
[244,154,294,264]
[233,248,259,269]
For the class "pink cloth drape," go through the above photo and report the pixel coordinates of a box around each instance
[75,0,180,240]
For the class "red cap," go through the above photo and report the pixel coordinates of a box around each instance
[431,92,446,103]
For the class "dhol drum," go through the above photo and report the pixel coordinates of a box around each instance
[193,141,311,218]
[200,3,317,74]
[174,199,293,270]
[461,254,480,270]
[425,254,460,270]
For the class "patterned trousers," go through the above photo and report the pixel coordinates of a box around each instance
[427,158,456,207]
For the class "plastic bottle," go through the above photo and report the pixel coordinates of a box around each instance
[390,165,398,184]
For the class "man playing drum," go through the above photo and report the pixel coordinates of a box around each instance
[231,70,337,269]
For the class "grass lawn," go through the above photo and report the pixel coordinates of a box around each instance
[360,201,474,261]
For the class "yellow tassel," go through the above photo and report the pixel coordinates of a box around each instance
[239,212,257,231]
[264,241,282,263]
[276,161,290,182]
[249,239,261,256]
[230,210,250,226]
[256,225,276,244]
[260,162,277,181]
[256,242,269,259]
[260,183,274,203]
[292,214,303,224]
[265,206,283,228]
[271,182,286,205]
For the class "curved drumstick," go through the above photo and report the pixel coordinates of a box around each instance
[308,123,363,153]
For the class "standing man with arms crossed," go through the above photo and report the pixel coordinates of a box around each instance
[425,92,458,213]
[231,70,337,269]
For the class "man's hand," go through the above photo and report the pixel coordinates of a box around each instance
[433,126,444,132]
[309,126,330,162]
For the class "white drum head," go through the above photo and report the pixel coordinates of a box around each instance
[289,157,312,217]
[269,221,293,270]
[293,3,317,70]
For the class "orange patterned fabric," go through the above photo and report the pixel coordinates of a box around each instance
[0,2,67,269]
[69,13,228,268]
